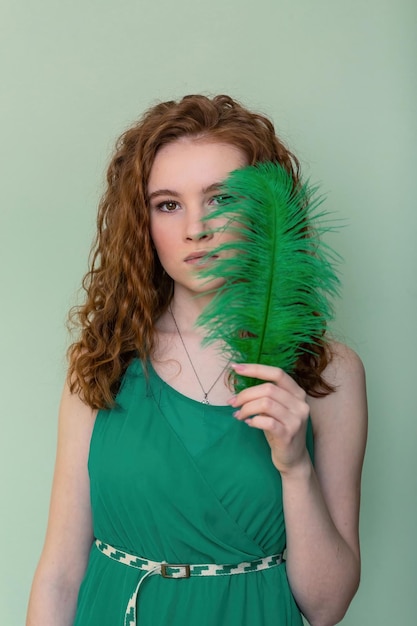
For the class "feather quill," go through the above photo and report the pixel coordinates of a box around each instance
[196,161,341,392]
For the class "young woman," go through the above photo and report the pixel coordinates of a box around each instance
[26,95,367,626]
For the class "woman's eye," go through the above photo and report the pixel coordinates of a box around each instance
[157,200,179,212]
[209,194,233,207]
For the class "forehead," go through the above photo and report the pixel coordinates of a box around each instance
[147,137,247,192]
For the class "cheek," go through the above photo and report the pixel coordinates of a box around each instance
[214,217,242,244]
[150,222,172,261]
[149,217,162,246]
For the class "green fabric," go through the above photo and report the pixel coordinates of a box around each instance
[74,359,314,625]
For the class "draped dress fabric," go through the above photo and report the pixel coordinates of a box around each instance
[74,359,314,625]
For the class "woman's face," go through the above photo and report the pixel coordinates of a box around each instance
[148,137,247,298]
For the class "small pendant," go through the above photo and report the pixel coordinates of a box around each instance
[202,396,209,405]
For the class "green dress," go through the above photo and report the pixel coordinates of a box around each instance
[74,359,313,625]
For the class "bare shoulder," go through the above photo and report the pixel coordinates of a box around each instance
[326,340,365,383]
[308,340,367,427]
[58,378,97,432]
[307,339,368,450]
[56,380,98,482]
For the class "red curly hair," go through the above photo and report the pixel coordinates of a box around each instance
[68,94,333,408]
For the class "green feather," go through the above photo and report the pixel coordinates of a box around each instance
[196,161,341,392]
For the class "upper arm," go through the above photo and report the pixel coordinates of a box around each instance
[37,381,97,586]
[308,342,368,559]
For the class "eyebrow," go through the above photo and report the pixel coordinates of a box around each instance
[148,182,224,201]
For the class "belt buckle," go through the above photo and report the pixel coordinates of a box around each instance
[160,563,191,579]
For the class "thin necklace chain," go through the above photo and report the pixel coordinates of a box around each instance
[169,307,229,404]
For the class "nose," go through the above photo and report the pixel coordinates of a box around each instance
[184,207,213,242]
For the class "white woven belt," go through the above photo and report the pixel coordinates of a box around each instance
[95,538,284,626]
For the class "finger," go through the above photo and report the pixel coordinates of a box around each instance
[233,397,290,423]
[230,381,302,413]
[231,363,306,399]
[244,414,286,436]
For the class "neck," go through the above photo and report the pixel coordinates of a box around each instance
[168,286,215,332]
[167,303,231,405]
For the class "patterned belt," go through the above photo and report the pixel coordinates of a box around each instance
[95,539,284,626]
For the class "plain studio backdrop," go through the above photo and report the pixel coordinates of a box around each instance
[1,1,415,624]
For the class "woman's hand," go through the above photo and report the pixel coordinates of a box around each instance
[229,363,311,475]
[228,347,367,626]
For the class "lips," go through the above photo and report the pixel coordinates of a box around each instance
[184,251,218,264]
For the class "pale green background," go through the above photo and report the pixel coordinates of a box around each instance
[1,1,416,624]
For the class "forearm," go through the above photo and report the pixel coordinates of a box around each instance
[26,383,96,626]
[26,565,81,626]
[282,459,360,626]
[231,353,366,625]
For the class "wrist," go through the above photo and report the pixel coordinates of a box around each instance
[278,452,314,483]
